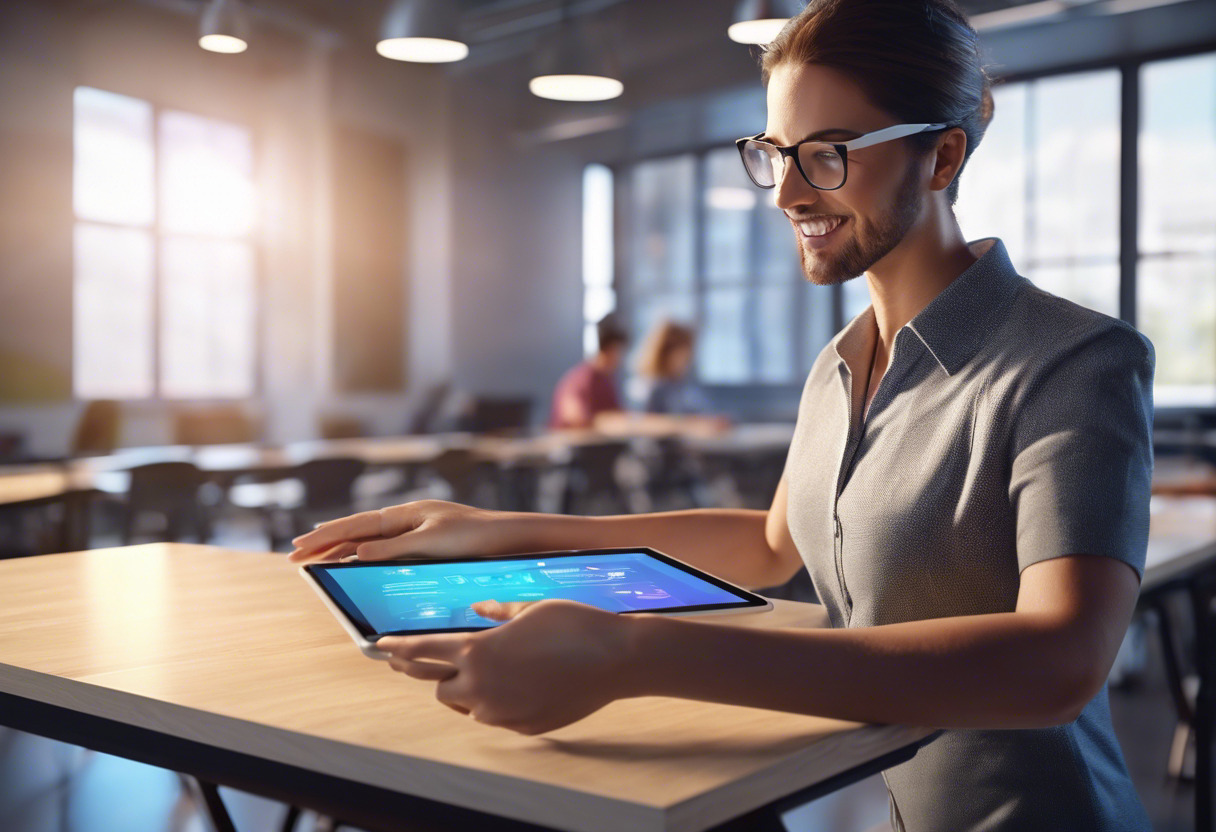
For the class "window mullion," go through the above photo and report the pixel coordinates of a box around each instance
[1119,60,1140,329]
[152,104,164,401]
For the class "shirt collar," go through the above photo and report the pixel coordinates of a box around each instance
[832,237,1025,376]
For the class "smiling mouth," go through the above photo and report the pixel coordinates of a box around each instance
[796,216,847,237]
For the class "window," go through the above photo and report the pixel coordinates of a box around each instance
[617,49,1216,404]
[626,155,697,379]
[1138,53,1216,408]
[621,147,834,389]
[73,87,257,399]
[956,70,1122,317]
[582,164,616,358]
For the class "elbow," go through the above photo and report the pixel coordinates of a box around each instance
[1037,665,1107,727]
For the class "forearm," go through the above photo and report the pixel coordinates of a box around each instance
[503,508,791,589]
[619,610,1100,729]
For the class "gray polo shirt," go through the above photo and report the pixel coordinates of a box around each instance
[784,237,1154,831]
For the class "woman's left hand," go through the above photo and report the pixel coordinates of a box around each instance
[376,600,639,735]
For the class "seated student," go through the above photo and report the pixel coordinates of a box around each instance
[548,315,626,430]
[636,320,714,416]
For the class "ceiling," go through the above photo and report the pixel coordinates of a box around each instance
[258,0,1050,47]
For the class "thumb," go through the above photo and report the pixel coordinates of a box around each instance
[471,599,535,621]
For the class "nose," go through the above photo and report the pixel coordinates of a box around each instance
[772,155,818,213]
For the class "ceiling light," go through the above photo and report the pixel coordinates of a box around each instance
[728,0,803,45]
[198,0,250,54]
[529,11,622,102]
[1097,0,1192,13]
[529,75,623,102]
[970,0,1068,30]
[377,0,469,64]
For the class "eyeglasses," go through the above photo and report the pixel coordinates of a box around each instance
[735,123,950,191]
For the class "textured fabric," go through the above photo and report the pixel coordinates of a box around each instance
[548,361,622,429]
[784,237,1154,831]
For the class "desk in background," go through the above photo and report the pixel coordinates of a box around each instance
[0,544,936,832]
[1145,495,1216,832]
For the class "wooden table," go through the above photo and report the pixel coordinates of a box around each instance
[0,544,936,832]
[0,464,97,553]
[1145,495,1216,832]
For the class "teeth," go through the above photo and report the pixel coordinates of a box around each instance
[798,217,845,237]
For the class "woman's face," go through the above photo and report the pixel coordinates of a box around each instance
[764,63,930,286]
[668,344,693,378]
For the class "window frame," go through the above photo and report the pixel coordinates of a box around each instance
[71,86,263,403]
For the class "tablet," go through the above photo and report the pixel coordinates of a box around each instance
[300,547,772,658]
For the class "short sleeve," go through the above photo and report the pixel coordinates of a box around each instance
[1007,323,1155,578]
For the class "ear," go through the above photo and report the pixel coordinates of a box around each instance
[928,127,968,193]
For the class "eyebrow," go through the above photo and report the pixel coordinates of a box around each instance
[760,128,863,145]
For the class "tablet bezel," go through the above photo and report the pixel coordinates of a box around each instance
[301,546,773,640]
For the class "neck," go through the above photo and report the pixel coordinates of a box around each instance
[592,353,615,372]
[864,202,977,361]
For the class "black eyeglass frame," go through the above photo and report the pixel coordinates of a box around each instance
[734,122,951,191]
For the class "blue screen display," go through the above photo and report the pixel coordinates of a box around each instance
[314,551,750,635]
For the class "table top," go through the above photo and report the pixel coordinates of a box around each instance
[0,544,934,832]
[1145,494,1216,592]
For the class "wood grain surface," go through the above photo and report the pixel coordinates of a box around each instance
[0,544,933,832]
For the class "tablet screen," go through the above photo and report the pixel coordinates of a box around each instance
[305,548,767,637]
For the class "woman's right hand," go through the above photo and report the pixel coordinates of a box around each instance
[287,500,522,564]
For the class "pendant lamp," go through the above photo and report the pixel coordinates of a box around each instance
[199,0,250,54]
[377,0,469,63]
[529,8,622,102]
[727,0,803,45]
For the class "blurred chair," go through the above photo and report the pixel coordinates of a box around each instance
[406,382,454,434]
[230,458,367,550]
[286,458,368,544]
[0,431,25,462]
[638,437,707,511]
[461,397,533,435]
[319,414,368,440]
[560,440,638,516]
[425,448,500,507]
[122,462,212,544]
[70,400,121,456]
[173,405,260,446]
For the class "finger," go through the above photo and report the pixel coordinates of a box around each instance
[287,539,361,564]
[354,522,444,561]
[377,634,467,663]
[470,600,535,621]
[436,675,473,716]
[291,510,385,552]
[388,657,458,682]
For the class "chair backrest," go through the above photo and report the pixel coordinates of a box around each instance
[294,458,367,512]
[427,448,494,505]
[71,400,121,455]
[127,462,206,513]
[466,397,533,435]
[568,440,630,492]
[173,405,260,446]
[318,414,367,440]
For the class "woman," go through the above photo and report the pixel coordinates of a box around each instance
[635,319,711,416]
[291,1,1154,828]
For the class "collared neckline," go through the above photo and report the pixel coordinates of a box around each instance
[832,237,1025,377]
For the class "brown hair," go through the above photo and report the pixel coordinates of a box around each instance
[760,0,995,206]
[636,320,695,380]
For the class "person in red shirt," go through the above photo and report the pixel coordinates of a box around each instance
[548,315,626,430]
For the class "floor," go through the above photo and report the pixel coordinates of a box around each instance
[0,510,1203,832]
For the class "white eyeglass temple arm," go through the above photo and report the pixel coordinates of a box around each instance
[842,123,950,151]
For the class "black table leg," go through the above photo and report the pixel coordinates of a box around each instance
[1192,574,1215,832]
